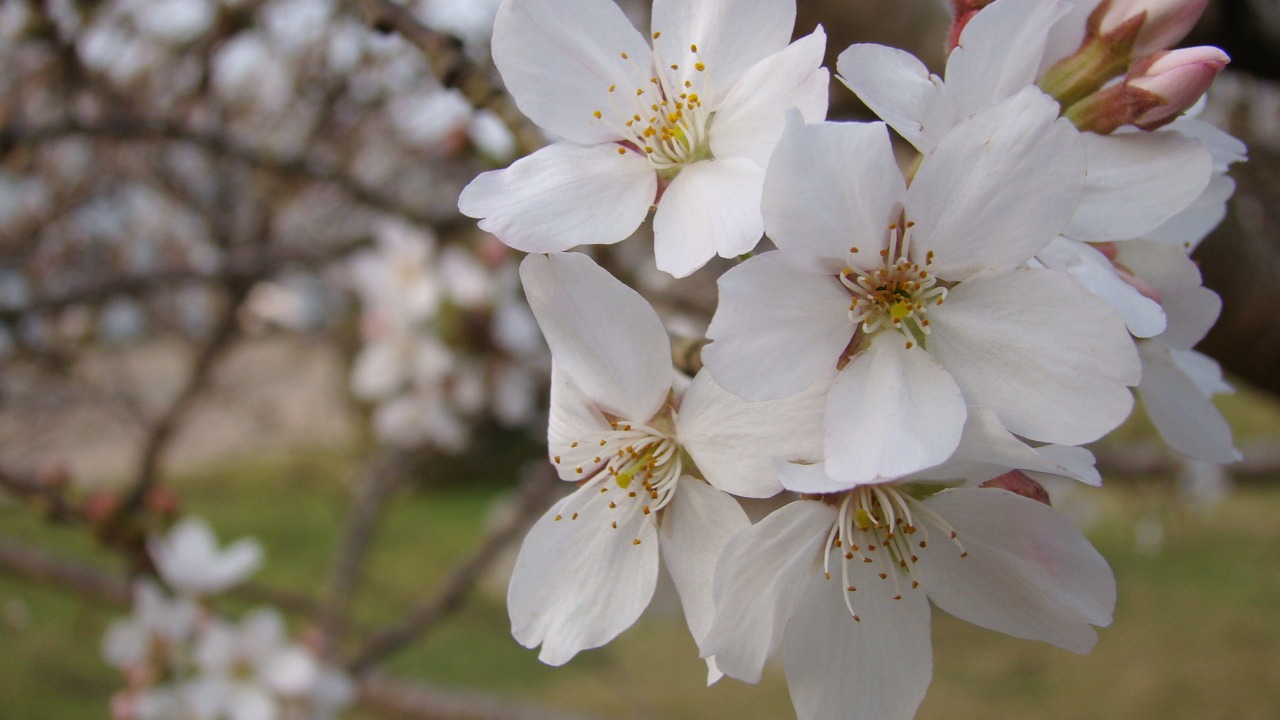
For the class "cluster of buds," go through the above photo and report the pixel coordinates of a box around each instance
[1036,0,1226,133]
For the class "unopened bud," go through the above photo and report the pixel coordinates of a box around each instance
[946,0,996,50]
[980,470,1051,505]
[1127,46,1229,129]
[1091,0,1209,56]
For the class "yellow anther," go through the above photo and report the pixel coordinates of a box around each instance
[652,31,661,39]
[593,110,602,119]
[695,62,706,71]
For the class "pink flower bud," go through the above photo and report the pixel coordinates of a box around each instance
[1128,46,1229,129]
[979,470,1052,506]
[1092,0,1210,56]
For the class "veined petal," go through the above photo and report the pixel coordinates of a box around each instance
[703,252,852,400]
[1066,131,1213,242]
[507,486,659,665]
[711,28,829,168]
[782,542,932,720]
[1137,341,1241,464]
[678,369,829,498]
[945,0,1073,120]
[762,116,902,275]
[702,500,834,684]
[653,157,765,278]
[917,488,1116,653]
[493,0,650,143]
[459,142,655,253]
[824,338,966,485]
[908,88,1084,280]
[658,478,750,675]
[928,268,1140,445]
[521,253,672,423]
[836,43,939,153]
[651,0,796,101]
[548,365,612,481]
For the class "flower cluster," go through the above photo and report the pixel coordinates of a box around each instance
[103,517,355,720]
[459,0,1243,718]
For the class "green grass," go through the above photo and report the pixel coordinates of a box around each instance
[3,446,1280,720]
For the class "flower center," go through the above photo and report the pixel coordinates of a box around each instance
[840,221,947,349]
[821,485,965,621]
[594,33,714,173]
[551,417,683,545]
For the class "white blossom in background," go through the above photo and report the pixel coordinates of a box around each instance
[703,413,1115,720]
[509,252,826,674]
[459,0,829,277]
[703,102,1139,485]
[149,516,264,597]
[102,581,201,677]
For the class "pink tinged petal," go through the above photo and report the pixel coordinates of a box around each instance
[824,339,966,485]
[703,252,852,401]
[1114,240,1220,349]
[547,365,612,481]
[1137,341,1240,463]
[928,267,1140,445]
[907,88,1084,280]
[507,486,660,665]
[652,158,765,278]
[702,500,835,684]
[945,0,1073,119]
[782,545,932,720]
[658,478,751,670]
[1066,131,1213,242]
[1036,237,1166,338]
[491,0,650,143]
[459,142,656,253]
[917,487,1116,653]
[836,43,940,153]
[650,0,796,100]
[678,369,829,498]
[762,116,903,275]
[710,28,830,168]
[520,253,672,423]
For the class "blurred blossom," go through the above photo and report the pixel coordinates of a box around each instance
[261,0,335,55]
[468,109,518,162]
[128,0,216,43]
[149,516,264,597]
[417,0,502,50]
[389,86,473,149]
[100,298,149,344]
[212,32,295,112]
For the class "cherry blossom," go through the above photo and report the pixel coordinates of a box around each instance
[149,517,263,597]
[458,0,828,277]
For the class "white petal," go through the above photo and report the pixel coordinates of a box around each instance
[1036,237,1166,338]
[836,43,939,152]
[915,405,1103,487]
[547,365,612,481]
[917,488,1116,653]
[1170,348,1233,396]
[459,142,656,253]
[762,116,902,275]
[1115,240,1220,349]
[703,252,851,400]
[1144,172,1234,251]
[350,341,408,400]
[908,88,1084,279]
[507,486,659,665]
[492,0,650,143]
[775,460,860,495]
[521,253,672,423]
[702,500,834,684]
[945,0,1072,119]
[678,369,829,498]
[1066,131,1213,242]
[782,544,932,720]
[651,0,796,99]
[658,479,750,660]
[824,338,966,485]
[929,268,1140,445]
[653,158,764,278]
[710,28,829,168]
[1137,341,1240,464]
[204,539,264,593]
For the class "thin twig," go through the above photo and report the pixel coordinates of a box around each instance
[347,463,560,673]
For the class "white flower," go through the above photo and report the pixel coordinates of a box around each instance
[149,517,263,597]
[702,422,1115,720]
[458,0,828,277]
[703,102,1139,485]
[838,0,1219,250]
[103,581,200,673]
[508,252,825,671]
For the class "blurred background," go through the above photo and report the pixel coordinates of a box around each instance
[1,0,1278,718]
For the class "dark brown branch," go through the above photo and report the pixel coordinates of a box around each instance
[347,463,560,673]
[0,538,131,605]
[345,0,545,156]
